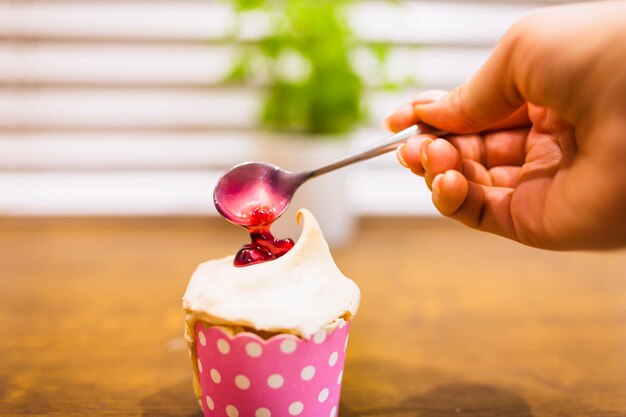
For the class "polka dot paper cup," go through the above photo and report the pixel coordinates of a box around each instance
[192,320,350,417]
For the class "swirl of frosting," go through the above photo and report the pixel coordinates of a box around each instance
[182,209,360,339]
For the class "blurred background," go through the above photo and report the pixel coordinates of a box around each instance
[0,0,582,244]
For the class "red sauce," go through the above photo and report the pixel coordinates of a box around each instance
[232,206,294,267]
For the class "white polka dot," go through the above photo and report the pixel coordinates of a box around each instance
[226,405,239,417]
[198,331,206,346]
[330,406,337,417]
[300,365,316,381]
[255,408,272,417]
[313,331,326,344]
[337,370,343,384]
[328,351,339,366]
[246,341,263,358]
[338,320,346,329]
[280,338,297,354]
[197,358,203,373]
[288,401,304,415]
[205,395,214,410]
[267,374,284,389]
[217,338,230,354]
[210,368,221,384]
[344,335,349,351]
[318,388,329,403]
[235,374,250,390]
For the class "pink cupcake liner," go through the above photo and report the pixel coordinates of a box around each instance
[194,321,350,417]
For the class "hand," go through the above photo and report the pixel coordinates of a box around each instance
[385,1,626,250]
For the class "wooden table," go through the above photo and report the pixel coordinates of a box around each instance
[1,217,625,416]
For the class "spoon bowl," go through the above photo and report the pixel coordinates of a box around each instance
[213,162,304,227]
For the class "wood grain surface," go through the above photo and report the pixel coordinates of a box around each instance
[1,216,625,416]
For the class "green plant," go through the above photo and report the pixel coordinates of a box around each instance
[226,0,391,135]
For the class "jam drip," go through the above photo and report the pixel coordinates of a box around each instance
[233,206,294,267]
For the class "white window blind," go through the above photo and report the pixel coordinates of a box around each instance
[0,0,576,216]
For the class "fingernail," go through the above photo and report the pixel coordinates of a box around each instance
[432,173,444,195]
[420,140,431,165]
[384,102,413,122]
[383,117,392,131]
[413,89,448,103]
[396,144,409,168]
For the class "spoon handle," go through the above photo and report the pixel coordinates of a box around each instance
[303,124,448,180]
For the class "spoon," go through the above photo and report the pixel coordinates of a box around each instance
[213,123,447,227]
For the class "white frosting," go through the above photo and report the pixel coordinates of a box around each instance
[182,209,360,339]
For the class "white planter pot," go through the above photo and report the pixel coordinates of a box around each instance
[258,133,356,248]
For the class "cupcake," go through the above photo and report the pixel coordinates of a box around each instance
[183,209,360,417]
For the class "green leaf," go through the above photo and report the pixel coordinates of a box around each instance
[369,43,391,63]
[225,0,409,136]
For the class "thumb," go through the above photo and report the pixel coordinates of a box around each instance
[414,27,527,134]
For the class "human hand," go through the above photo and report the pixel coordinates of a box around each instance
[385,1,626,250]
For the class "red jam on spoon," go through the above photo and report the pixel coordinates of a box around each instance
[213,163,298,267]
[232,206,294,267]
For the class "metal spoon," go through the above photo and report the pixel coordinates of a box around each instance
[213,124,447,226]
